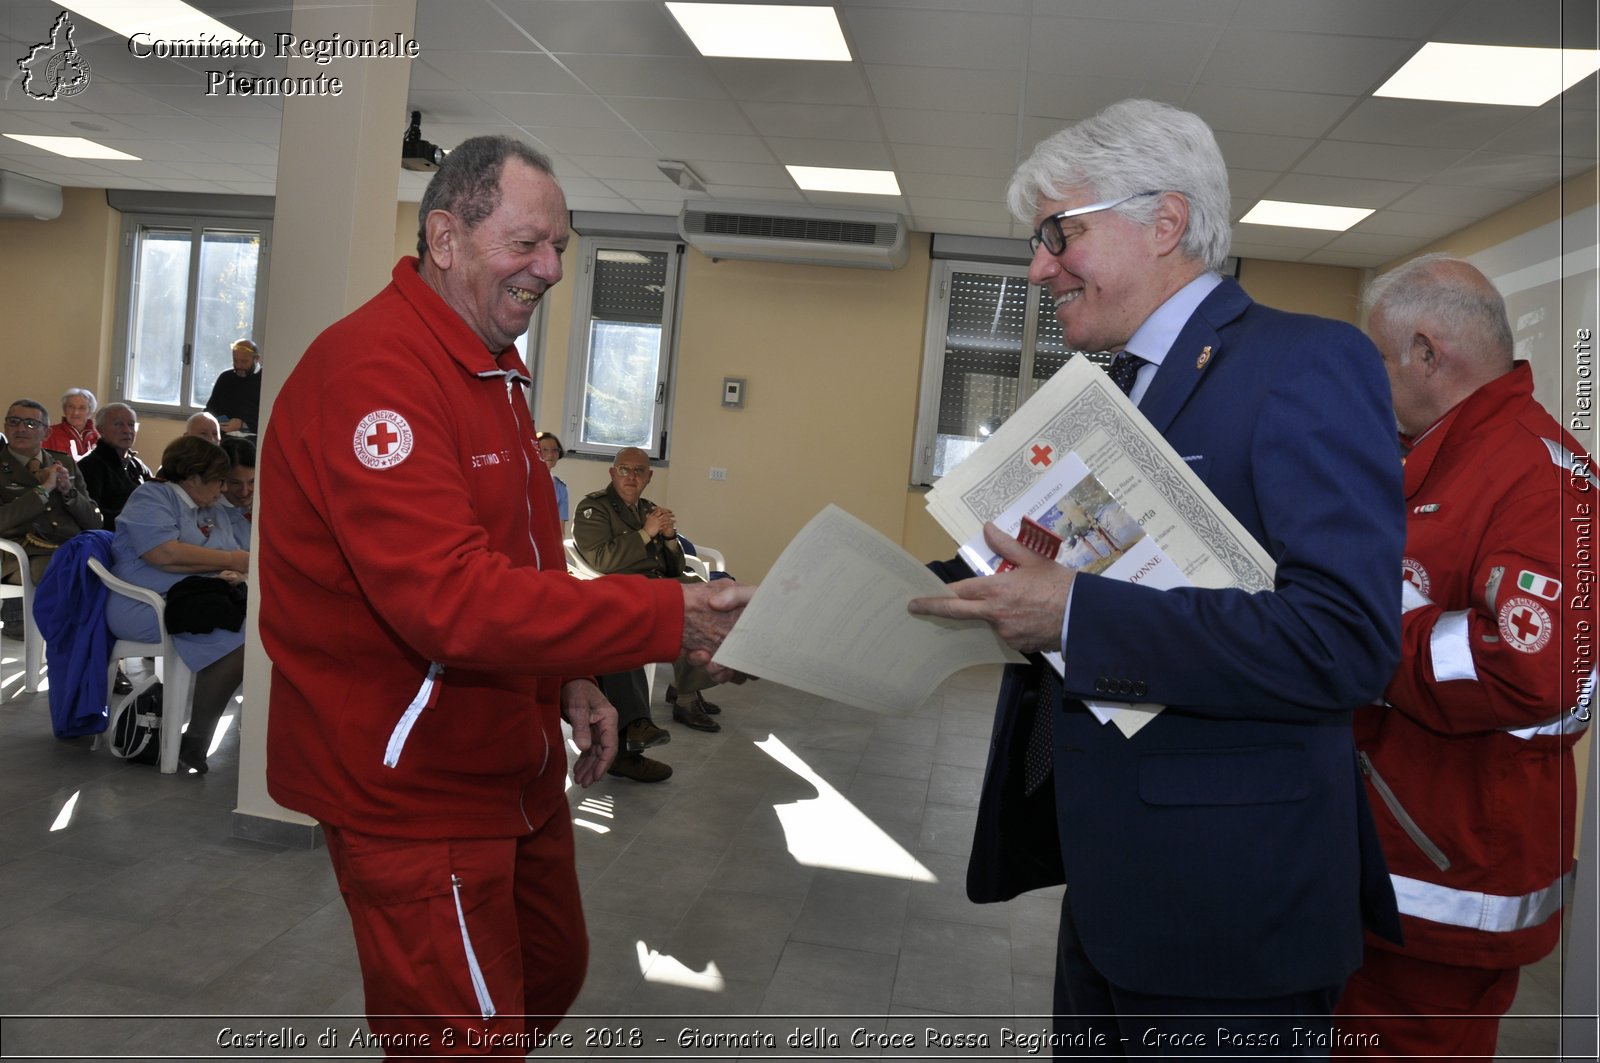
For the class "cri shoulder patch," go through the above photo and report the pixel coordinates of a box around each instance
[1498,596,1552,654]
[354,410,413,470]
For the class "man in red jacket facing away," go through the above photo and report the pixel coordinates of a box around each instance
[259,136,751,1054]
[1336,254,1593,1058]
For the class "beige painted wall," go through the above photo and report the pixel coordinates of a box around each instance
[0,187,118,424]
[0,187,193,465]
[1383,168,1598,266]
[1238,259,1364,325]
[533,235,936,581]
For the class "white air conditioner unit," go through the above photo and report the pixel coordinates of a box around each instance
[0,170,63,220]
[679,200,909,270]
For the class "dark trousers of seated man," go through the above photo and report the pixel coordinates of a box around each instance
[599,669,652,736]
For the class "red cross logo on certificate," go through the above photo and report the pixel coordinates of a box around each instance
[354,410,414,470]
[1029,442,1053,467]
[1498,596,1551,654]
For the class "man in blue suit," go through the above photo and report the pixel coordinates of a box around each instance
[911,99,1405,1055]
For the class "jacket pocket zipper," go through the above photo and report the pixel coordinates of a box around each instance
[1358,751,1451,871]
[383,661,444,768]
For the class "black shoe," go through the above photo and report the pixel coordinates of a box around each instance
[113,669,134,695]
[666,684,720,714]
[0,598,21,632]
[672,697,721,733]
[177,739,209,775]
[622,718,671,752]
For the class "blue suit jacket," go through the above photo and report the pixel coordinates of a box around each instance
[963,277,1405,999]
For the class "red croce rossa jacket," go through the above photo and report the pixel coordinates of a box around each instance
[260,258,684,838]
[1355,361,1593,969]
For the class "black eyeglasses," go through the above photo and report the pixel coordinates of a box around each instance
[3,417,45,430]
[1030,191,1162,255]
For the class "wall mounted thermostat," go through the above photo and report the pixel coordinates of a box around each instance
[722,377,746,408]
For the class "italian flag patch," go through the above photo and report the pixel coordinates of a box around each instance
[1517,570,1561,601]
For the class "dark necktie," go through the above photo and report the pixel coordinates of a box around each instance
[1107,351,1146,397]
[1023,668,1063,795]
[1023,351,1147,796]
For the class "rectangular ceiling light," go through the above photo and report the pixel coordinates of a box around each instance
[1376,42,1600,106]
[3,134,140,160]
[787,164,900,195]
[62,1,254,43]
[1240,200,1373,231]
[666,3,851,61]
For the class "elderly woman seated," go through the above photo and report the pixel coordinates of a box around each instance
[107,436,249,774]
[43,387,100,461]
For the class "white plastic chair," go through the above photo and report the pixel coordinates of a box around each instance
[563,537,682,705]
[689,544,726,574]
[563,536,603,580]
[0,538,44,702]
[565,535,727,581]
[87,557,196,774]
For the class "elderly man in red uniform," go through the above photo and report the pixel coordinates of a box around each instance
[259,136,750,1053]
[1335,254,1593,1058]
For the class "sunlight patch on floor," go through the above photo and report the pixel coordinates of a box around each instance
[636,941,725,990]
[49,790,79,832]
[756,735,936,883]
[574,793,615,834]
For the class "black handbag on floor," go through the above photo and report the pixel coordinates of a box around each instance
[109,682,162,765]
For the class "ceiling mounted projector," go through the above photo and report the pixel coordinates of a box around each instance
[401,111,446,172]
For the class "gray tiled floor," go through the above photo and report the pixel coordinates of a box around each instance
[0,651,1565,1060]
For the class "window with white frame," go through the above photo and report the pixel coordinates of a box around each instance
[561,239,684,460]
[911,260,1111,485]
[113,213,271,416]
[514,299,548,424]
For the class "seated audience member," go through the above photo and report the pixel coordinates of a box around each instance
[220,436,256,531]
[536,431,569,522]
[78,402,153,531]
[204,338,262,436]
[0,399,103,592]
[43,387,99,461]
[185,411,222,445]
[107,436,249,775]
[573,447,723,736]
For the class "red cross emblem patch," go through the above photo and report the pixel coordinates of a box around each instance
[354,410,414,470]
[1498,596,1552,654]
[1401,557,1430,598]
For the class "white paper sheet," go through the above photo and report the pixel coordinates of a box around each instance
[714,505,1025,714]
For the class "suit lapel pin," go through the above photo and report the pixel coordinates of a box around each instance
[1195,345,1212,370]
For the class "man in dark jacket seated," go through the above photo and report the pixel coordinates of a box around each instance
[79,403,153,532]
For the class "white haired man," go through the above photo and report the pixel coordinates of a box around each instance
[911,98,1404,1053]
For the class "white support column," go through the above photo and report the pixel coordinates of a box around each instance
[233,0,417,845]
